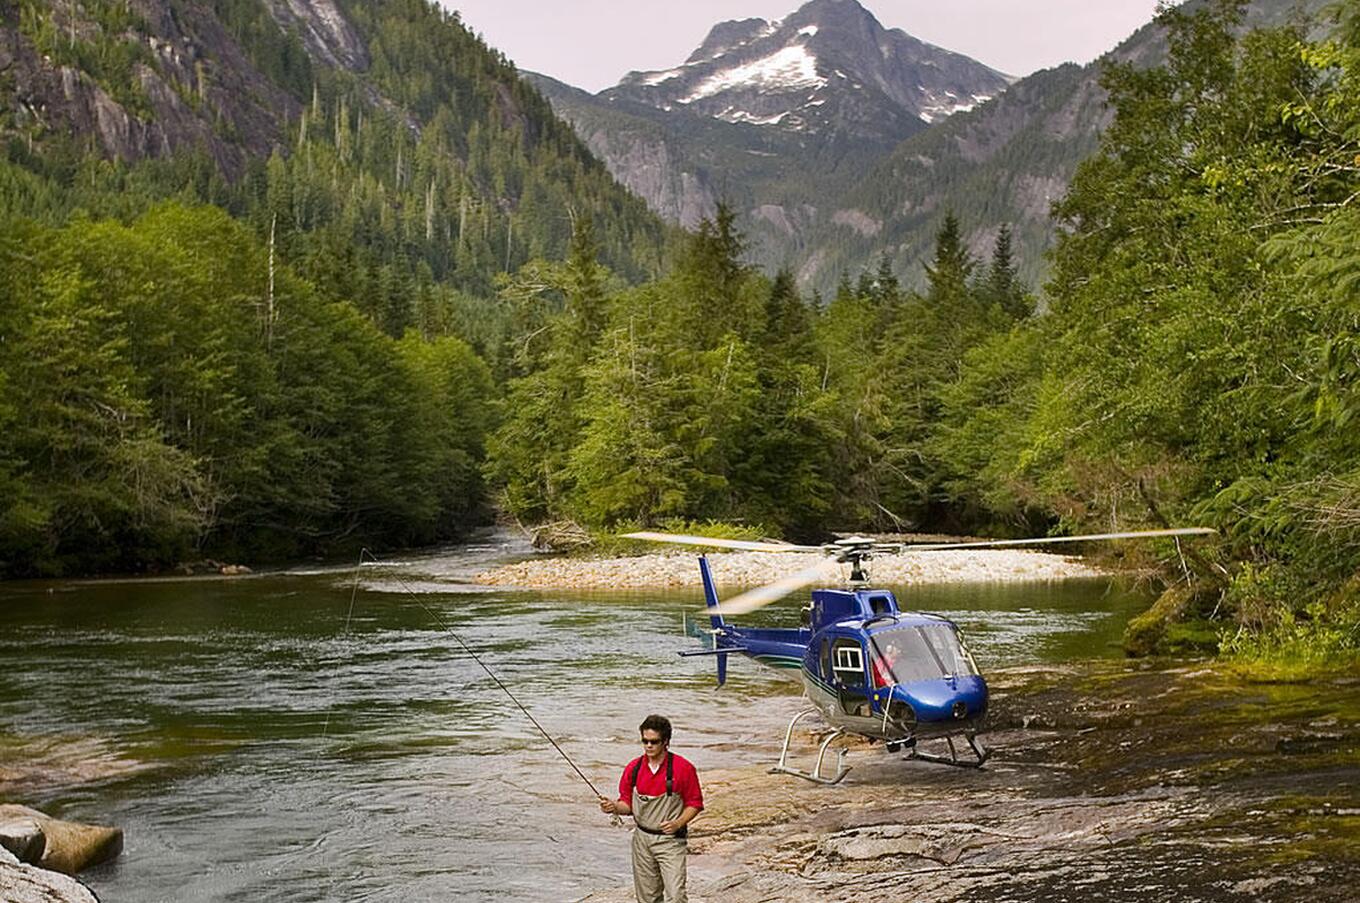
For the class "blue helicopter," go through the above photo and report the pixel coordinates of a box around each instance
[624,528,1214,783]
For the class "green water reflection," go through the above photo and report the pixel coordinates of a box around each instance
[0,546,1151,901]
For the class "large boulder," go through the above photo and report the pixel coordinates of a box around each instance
[0,806,121,874]
[0,861,99,903]
[0,816,45,862]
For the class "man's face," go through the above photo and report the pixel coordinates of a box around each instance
[641,730,667,755]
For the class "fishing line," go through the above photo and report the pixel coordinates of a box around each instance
[320,558,364,739]
[344,548,620,819]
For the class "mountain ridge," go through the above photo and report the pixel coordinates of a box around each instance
[537,0,1334,294]
[533,0,1010,280]
[606,0,1010,148]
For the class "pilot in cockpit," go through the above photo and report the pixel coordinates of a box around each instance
[873,639,902,686]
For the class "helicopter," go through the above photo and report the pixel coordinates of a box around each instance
[623,528,1215,783]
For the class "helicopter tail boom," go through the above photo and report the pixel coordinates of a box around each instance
[699,555,730,685]
[699,556,725,631]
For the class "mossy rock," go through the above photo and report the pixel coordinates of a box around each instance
[1123,584,1220,657]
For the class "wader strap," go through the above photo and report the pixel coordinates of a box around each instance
[629,752,674,796]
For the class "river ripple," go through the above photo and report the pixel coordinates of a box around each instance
[0,533,1149,901]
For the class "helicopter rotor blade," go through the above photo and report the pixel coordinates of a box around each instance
[707,557,842,617]
[901,527,1216,552]
[622,531,824,553]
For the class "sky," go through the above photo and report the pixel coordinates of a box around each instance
[443,0,1166,93]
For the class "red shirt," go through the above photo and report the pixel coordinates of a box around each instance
[618,752,704,811]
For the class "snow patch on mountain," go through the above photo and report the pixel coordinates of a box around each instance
[680,45,826,104]
[643,68,684,86]
[721,109,790,125]
[919,92,993,123]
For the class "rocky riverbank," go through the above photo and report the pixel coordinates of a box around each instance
[0,805,121,903]
[475,548,1107,590]
[582,661,1360,902]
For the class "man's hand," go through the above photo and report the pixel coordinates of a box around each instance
[598,795,618,815]
[659,819,682,835]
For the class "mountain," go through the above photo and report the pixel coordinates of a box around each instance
[537,0,1332,294]
[0,0,671,301]
[605,0,1010,152]
[526,73,725,230]
[803,0,1336,291]
[533,0,1009,278]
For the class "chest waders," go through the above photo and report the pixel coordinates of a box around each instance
[628,753,688,903]
[629,753,686,836]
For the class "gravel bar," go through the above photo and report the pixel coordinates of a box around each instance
[474,548,1106,590]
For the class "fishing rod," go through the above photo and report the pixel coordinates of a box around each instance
[338,548,622,824]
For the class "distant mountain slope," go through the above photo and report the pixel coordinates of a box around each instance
[0,0,670,297]
[606,0,1009,151]
[525,73,724,229]
[807,0,1335,291]
[533,0,1331,294]
[533,0,1009,278]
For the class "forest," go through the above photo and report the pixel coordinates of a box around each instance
[1,0,1357,667]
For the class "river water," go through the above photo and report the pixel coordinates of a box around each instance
[0,533,1153,901]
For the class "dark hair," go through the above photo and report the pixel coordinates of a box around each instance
[639,714,672,743]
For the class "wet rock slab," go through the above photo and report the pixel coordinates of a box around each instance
[0,861,99,903]
[0,843,98,903]
[585,661,1360,902]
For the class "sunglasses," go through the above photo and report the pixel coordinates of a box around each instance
[640,737,666,746]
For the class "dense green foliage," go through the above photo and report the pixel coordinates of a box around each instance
[0,205,493,575]
[0,0,666,574]
[1,0,671,356]
[2,0,1357,670]
[489,204,1028,539]
[491,1,1360,664]
[929,0,1360,662]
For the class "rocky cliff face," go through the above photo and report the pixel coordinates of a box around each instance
[581,128,719,229]
[0,0,315,175]
[526,73,722,229]
[262,0,368,72]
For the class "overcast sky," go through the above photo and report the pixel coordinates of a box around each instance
[443,0,1166,92]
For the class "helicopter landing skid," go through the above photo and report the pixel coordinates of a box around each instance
[896,732,989,768]
[769,709,851,784]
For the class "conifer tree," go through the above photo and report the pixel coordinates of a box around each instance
[924,212,974,313]
[983,224,1028,319]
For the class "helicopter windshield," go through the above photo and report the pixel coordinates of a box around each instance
[869,625,979,685]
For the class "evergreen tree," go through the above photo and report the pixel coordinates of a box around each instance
[924,212,974,314]
[983,224,1028,319]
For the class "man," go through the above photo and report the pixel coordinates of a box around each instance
[598,714,703,903]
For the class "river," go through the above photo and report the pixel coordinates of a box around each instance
[0,532,1159,901]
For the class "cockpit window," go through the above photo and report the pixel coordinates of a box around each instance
[869,625,979,684]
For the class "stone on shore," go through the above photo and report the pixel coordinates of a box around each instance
[0,816,45,863]
[0,861,99,903]
[0,805,122,874]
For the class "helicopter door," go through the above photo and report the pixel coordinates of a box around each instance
[830,638,870,717]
